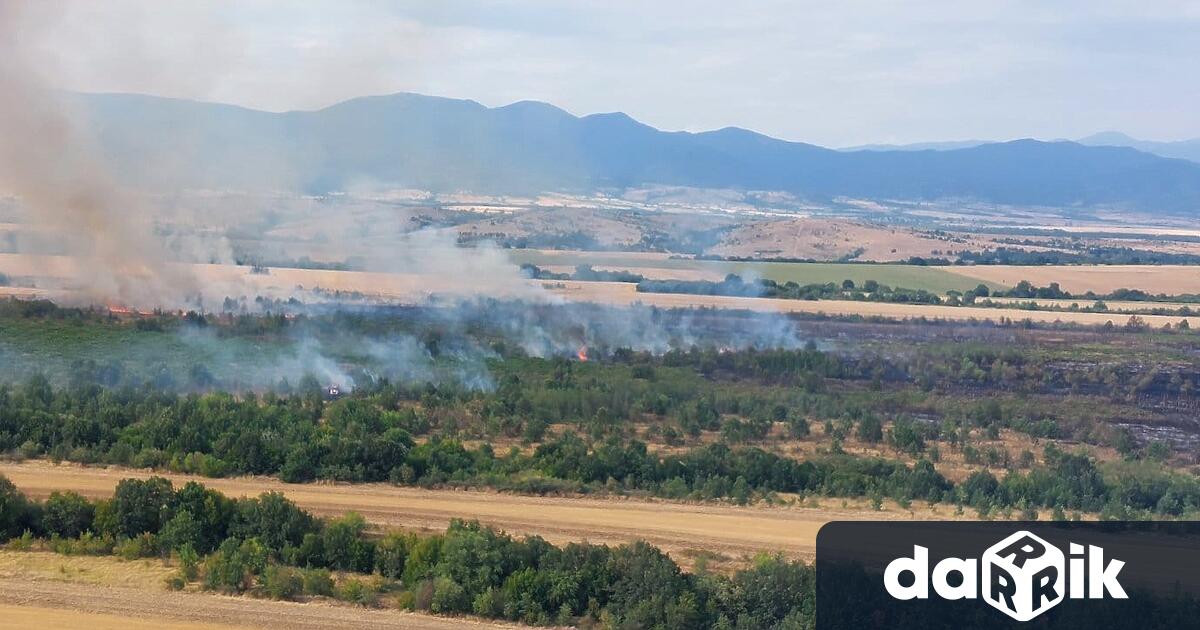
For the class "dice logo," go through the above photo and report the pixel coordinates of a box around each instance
[882,529,1126,622]
[981,531,1064,621]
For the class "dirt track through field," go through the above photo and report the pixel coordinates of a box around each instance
[0,580,516,630]
[0,461,931,561]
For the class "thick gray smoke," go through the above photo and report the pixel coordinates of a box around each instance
[0,1,201,308]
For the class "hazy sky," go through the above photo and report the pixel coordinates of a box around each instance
[18,0,1200,146]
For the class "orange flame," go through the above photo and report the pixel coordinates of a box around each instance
[576,345,589,362]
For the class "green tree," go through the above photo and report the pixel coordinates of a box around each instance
[322,513,373,572]
[111,477,175,538]
[203,537,268,593]
[42,490,94,538]
[0,474,37,540]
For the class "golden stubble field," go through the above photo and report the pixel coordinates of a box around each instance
[0,460,956,565]
[944,264,1200,294]
[0,557,518,630]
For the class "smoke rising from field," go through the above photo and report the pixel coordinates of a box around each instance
[0,2,812,394]
[0,2,198,308]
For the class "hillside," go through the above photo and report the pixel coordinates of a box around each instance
[66,92,1200,213]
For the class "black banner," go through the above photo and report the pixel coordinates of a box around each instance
[816,521,1200,629]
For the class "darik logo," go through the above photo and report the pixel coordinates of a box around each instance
[884,530,1128,622]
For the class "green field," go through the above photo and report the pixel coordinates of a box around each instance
[506,250,1006,293]
[0,316,285,385]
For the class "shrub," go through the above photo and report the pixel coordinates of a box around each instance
[42,491,95,538]
[177,544,200,582]
[0,474,38,540]
[203,538,268,593]
[430,576,469,614]
[412,580,435,611]
[336,577,377,606]
[159,510,202,554]
[261,564,303,600]
[51,531,114,556]
[373,531,411,579]
[116,532,160,560]
[321,513,373,572]
[111,477,175,539]
[473,587,505,617]
[300,568,334,597]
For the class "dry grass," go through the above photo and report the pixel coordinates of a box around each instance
[0,579,516,630]
[0,551,174,591]
[944,265,1200,294]
[708,217,995,262]
[0,604,257,630]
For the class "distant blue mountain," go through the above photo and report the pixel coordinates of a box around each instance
[839,140,993,152]
[67,92,1200,213]
[1075,131,1200,165]
[843,132,1200,165]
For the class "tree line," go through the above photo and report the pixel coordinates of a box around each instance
[0,475,814,629]
[637,275,944,304]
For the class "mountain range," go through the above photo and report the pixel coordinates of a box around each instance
[65,92,1200,214]
[844,132,1200,164]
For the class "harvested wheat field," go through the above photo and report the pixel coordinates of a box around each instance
[0,578,516,630]
[945,264,1200,295]
[0,253,537,304]
[0,461,955,563]
[0,550,523,629]
[986,296,1199,313]
[0,603,255,630]
[549,281,1200,328]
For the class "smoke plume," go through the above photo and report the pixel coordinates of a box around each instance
[0,1,198,308]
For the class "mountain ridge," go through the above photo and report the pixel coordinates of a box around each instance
[60,91,1200,214]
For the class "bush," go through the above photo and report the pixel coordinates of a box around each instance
[116,532,160,560]
[301,568,334,597]
[0,474,38,540]
[261,564,303,600]
[373,531,411,579]
[321,513,373,572]
[203,538,268,593]
[42,491,95,538]
[177,544,200,582]
[159,510,202,554]
[51,531,114,556]
[111,477,175,538]
[473,587,505,617]
[413,580,435,611]
[430,576,469,614]
[336,577,377,606]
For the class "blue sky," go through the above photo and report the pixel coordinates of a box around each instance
[21,0,1200,146]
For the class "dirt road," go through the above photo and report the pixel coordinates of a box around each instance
[0,460,934,561]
